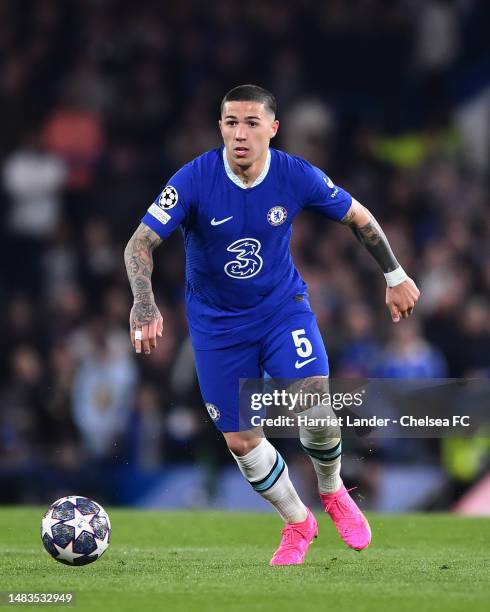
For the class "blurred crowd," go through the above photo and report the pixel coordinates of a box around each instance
[0,0,489,507]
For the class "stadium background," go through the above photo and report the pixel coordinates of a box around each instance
[0,0,488,513]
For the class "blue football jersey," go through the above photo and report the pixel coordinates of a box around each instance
[142,147,352,348]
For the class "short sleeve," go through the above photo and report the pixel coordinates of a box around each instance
[297,160,352,221]
[141,162,194,238]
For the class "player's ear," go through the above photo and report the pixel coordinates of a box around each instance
[270,119,279,139]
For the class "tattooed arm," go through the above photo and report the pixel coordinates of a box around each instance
[124,223,164,354]
[340,199,420,322]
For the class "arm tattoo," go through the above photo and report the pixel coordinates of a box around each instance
[341,207,399,273]
[124,223,163,326]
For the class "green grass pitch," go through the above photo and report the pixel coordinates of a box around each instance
[1,508,489,612]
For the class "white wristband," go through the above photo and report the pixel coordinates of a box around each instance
[384,266,408,287]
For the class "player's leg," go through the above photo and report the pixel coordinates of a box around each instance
[223,429,308,525]
[260,310,342,492]
[226,429,318,566]
[261,308,371,551]
[193,342,316,565]
[295,377,371,551]
[298,380,342,490]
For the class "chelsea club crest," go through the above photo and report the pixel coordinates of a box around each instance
[205,403,220,421]
[267,206,287,226]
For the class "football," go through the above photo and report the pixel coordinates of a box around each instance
[41,496,111,566]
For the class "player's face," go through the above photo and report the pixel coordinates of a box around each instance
[219,101,279,170]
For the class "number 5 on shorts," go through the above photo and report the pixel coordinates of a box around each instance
[291,329,313,358]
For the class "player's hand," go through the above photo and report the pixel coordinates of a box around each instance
[129,300,163,354]
[386,277,420,323]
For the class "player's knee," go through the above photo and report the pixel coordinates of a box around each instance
[224,432,263,456]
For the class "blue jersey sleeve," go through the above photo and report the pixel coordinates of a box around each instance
[296,159,352,221]
[141,162,194,238]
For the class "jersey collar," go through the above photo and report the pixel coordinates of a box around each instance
[222,147,271,189]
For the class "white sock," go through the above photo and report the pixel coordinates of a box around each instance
[304,442,342,494]
[299,403,342,494]
[231,438,307,524]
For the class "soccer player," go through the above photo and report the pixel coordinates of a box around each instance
[124,85,420,565]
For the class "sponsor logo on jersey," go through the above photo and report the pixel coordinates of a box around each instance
[323,175,334,188]
[158,185,178,209]
[224,238,263,279]
[148,203,171,224]
[205,403,220,421]
[267,206,287,226]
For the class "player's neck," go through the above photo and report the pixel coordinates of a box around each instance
[226,149,269,187]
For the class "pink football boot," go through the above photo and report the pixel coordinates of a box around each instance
[320,481,371,551]
[269,507,318,566]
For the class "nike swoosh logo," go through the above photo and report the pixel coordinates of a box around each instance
[211,216,233,226]
[295,357,318,369]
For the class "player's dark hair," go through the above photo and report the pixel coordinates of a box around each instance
[220,84,277,117]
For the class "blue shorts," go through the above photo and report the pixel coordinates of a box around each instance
[194,301,329,432]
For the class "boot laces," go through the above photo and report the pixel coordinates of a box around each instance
[324,486,358,515]
[280,522,307,547]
